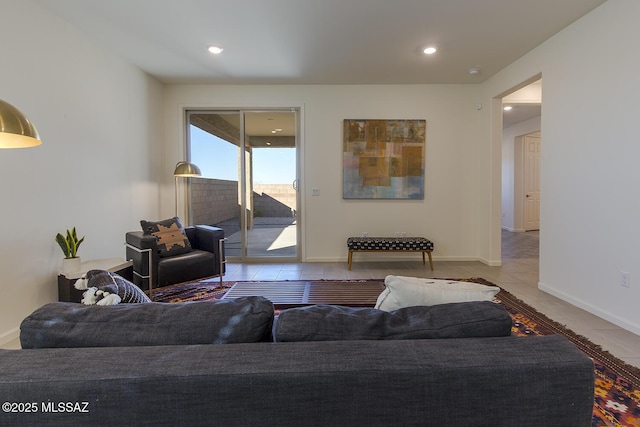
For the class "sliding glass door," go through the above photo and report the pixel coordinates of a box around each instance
[186,109,299,261]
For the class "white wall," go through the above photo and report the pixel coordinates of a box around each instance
[0,0,164,344]
[163,84,490,263]
[501,116,541,231]
[484,0,640,334]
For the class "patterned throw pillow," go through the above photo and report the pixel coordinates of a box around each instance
[140,217,192,257]
[74,269,151,305]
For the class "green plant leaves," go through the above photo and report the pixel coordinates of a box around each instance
[55,228,84,259]
[55,233,71,258]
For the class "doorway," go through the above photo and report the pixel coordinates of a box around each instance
[186,109,300,261]
[501,78,542,233]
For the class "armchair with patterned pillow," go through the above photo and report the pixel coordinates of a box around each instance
[125,217,225,297]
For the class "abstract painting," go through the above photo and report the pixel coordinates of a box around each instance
[343,119,426,199]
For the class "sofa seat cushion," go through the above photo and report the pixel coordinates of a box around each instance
[274,300,512,342]
[376,276,500,311]
[157,249,216,287]
[20,296,274,348]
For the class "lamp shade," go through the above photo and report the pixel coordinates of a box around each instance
[174,161,201,177]
[0,99,42,148]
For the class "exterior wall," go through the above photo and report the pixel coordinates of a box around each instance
[191,178,239,225]
[191,179,296,225]
[253,184,297,218]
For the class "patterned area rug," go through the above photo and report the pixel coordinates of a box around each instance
[468,278,640,427]
[152,280,231,302]
[153,277,640,426]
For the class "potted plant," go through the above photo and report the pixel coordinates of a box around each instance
[55,227,85,274]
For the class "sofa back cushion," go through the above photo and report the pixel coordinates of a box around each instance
[274,300,512,342]
[20,296,274,348]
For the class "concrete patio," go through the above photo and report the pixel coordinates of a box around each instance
[215,217,297,258]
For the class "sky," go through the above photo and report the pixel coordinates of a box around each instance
[190,125,296,184]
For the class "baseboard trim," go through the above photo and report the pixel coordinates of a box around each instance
[478,257,502,267]
[502,226,526,233]
[0,327,20,348]
[303,257,349,263]
[539,281,640,336]
[303,256,490,264]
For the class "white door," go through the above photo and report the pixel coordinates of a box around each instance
[523,135,541,231]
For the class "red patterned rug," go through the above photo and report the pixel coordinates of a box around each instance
[152,279,231,303]
[469,278,640,427]
[153,277,640,426]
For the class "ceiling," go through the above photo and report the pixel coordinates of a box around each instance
[502,80,542,128]
[33,0,607,85]
[190,111,296,147]
[502,104,541,128]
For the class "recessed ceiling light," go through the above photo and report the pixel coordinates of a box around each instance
[207,45,223,54]
[503,106,513,111]
[423,47,437,55]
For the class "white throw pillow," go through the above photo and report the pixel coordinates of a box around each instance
[375,276,500,311]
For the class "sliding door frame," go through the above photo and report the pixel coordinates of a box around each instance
[184,106,303,262]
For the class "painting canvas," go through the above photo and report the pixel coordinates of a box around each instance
[343,119,426,199]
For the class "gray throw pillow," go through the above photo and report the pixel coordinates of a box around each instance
[75,269,151,305]
[274,300,512,342]
[20,296,274,348]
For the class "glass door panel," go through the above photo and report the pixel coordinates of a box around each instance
[188,111,242,257]
[244,112,298,258]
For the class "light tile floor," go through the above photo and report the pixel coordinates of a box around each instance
[222,230,640,368]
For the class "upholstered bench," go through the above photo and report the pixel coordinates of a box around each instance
[347,237,434,270]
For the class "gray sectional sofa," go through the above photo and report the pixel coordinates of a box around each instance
[0,297,594,426]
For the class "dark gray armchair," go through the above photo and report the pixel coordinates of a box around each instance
[125,225,225,297]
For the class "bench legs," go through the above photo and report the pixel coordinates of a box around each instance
[348,250,433,271]
[425,251,434,270]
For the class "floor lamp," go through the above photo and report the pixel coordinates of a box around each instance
[174,161,201,219]
[0,99,42,148]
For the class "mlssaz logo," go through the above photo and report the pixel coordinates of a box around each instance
[41,402,90,413]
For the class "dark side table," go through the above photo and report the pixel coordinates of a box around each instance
[58,258,133,303]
